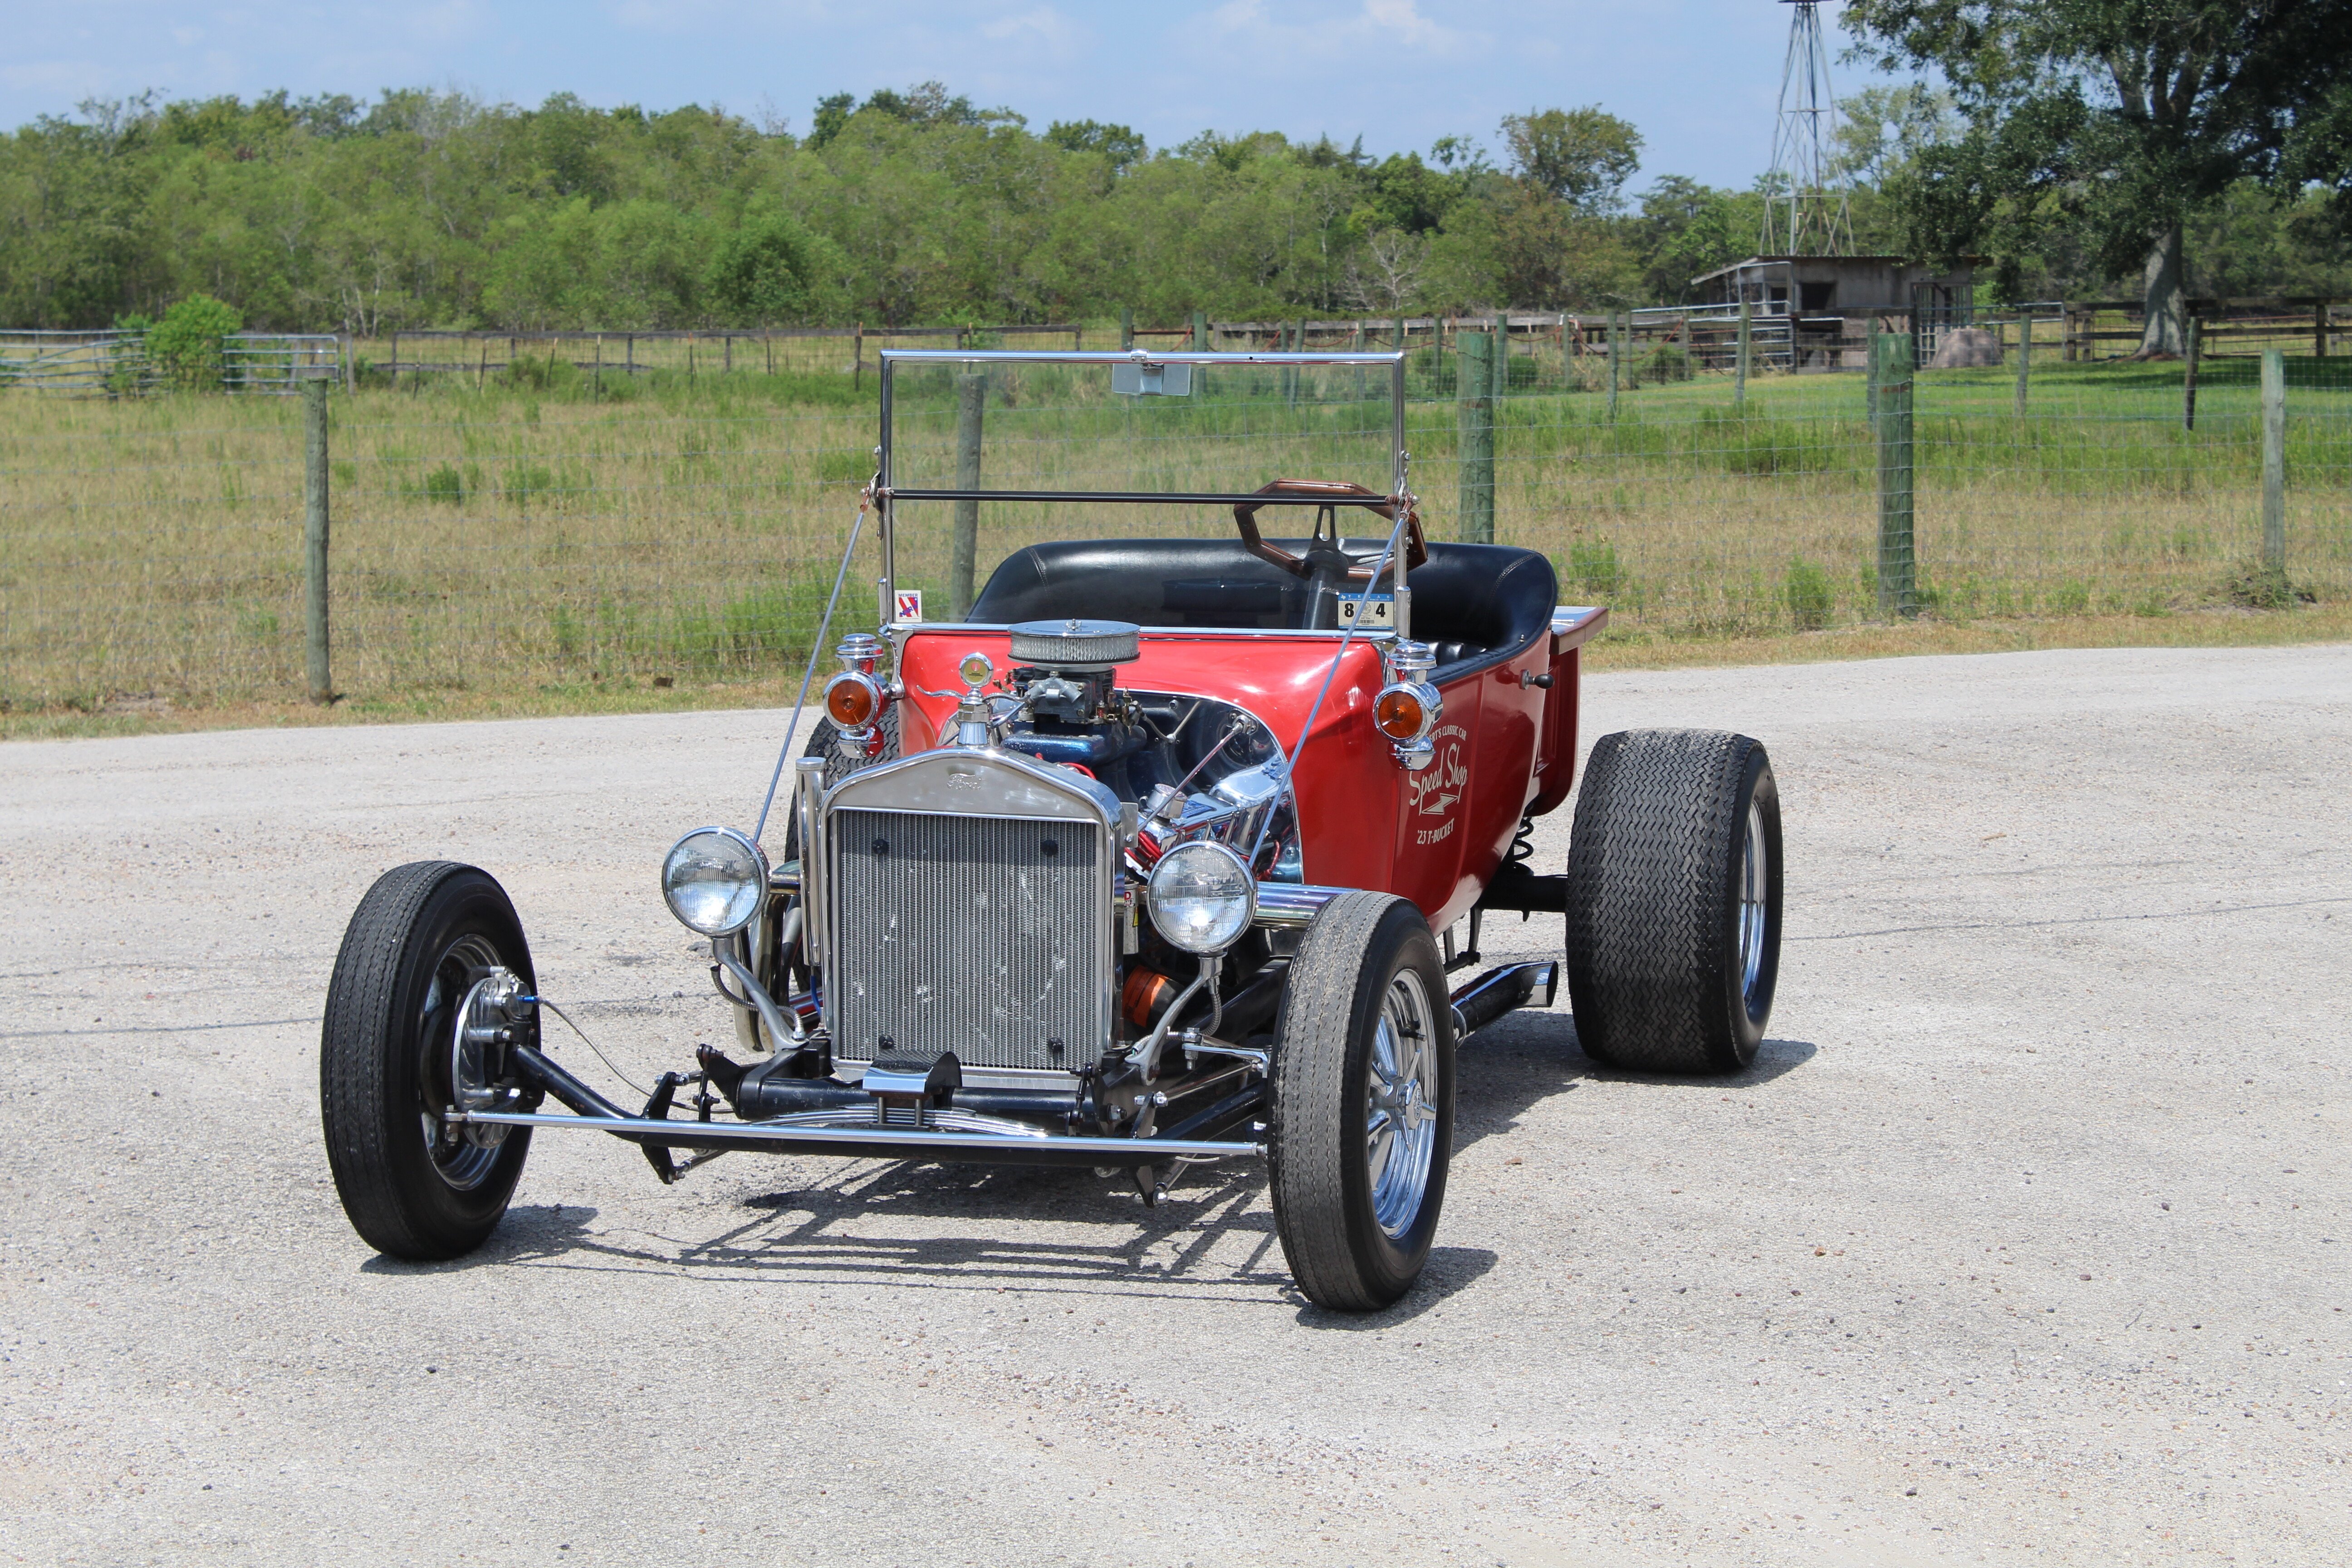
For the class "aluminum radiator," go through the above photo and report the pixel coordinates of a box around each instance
[826,806,1110,1071]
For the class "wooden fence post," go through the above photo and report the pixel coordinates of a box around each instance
[2014,311,2033,416]
[951,373,987,618]
[853,323,863,390]
[1872,328,1917,619]
[1735,302,1751,410]
[1492,312,1509,400]
[303,378,333,704]
[2316,302,2329,361]
[1191,310,1209,350]
[1605,312,1620,421]
[2182,316,2200,431]
[1457,330,1495,544]
[2261,348,2287,580]
[1120,306,1134,351]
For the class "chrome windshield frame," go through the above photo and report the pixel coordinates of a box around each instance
[874,348,1412,644]
[835,348,1423,892]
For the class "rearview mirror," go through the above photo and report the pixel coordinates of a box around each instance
[1111,362,1193,397]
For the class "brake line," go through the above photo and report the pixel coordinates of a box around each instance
[520,993,650,1097]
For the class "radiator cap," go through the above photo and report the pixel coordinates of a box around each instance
[1008,618,1142,670]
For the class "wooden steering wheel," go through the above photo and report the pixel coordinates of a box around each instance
[1232,479,1427,583]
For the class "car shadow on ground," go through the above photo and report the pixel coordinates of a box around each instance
[377,1016,1810,1307]
[424,1158,1300,1302]
[1450,1007,1817,1157]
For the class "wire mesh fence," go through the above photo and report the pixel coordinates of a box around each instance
[0,331,343,397]
[3,334,2346,712]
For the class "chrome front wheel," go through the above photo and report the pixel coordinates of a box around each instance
[1366,968,1439,1240]
[1269,892,1455,1312]
[322,862,537,1261]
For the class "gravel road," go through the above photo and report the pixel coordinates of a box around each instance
[3,644,2347,1566]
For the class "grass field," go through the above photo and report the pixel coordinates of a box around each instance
[2,349,2346,735]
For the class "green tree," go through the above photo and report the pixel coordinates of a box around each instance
[707,211,848,324]
[1044,120,1147,172]
[808,93,855,149]
[1633,176,1764,304]
[145,292,243,388]
[1846,0,2352,357]
[1498,107,1642,212]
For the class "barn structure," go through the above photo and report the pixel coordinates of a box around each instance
[1690,254,1982,368]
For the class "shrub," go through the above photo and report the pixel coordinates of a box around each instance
[1567,538,1625,601]
[501,353,581,393]
[1636,342,1691,384]
[706,213,851,326]
[1784,557,1834,630]
[147,295,244,391]
[501,464,558,506]
[2226,564,2307,609]
[423,465,466,505]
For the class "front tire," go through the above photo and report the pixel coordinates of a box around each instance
[1268,892,1455,1312]
[1563,729,1783,1073]
[320,862,536,1260]
[784,710,900,862]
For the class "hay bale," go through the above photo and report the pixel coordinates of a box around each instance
[1929,326,2004,369]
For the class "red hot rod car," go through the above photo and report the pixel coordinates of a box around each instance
[320,348,1783,1311]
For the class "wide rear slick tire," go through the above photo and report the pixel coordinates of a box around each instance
[1564,729,1782,1075]
[320,862,536,1261]
[1268,892,1455,1312]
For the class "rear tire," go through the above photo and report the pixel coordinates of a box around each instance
[320,862,536,1260]
[1563,729,1782,1074]
[1268,892,1455,1312]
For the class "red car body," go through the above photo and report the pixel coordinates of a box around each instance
[897,605,1605,934]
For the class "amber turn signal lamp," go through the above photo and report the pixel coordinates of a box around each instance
[824,671,879,729]
[1123,966,1180,1029]
[1374,686,1428,741]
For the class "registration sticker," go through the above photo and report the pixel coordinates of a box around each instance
[1337,594,1394,629]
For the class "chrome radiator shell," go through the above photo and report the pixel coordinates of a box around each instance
[820,750,1121,1073]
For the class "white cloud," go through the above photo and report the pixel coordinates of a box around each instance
[1361,0,1450,46]
[1203,0,1469,54]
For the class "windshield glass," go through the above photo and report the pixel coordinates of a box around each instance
[879,353,1406,622]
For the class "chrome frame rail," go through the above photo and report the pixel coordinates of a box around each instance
[450,1108,1264,1169]
[491,1045,1261,1170]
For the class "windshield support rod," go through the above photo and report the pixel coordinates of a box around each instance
[887,488,1397,507]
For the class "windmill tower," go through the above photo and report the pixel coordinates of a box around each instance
[1761,0,1853,254]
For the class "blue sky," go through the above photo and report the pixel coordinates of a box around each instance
[5,1,1903,192]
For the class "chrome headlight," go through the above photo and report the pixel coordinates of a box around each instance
[661,826,768,937]
[1146,840,1257,955]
